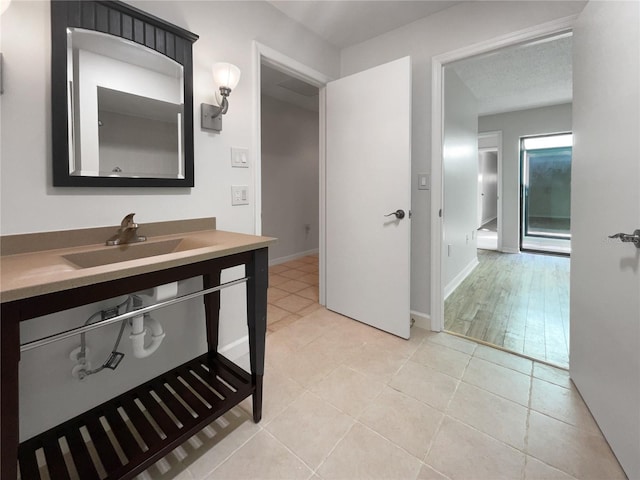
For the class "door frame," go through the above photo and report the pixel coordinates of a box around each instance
[252,41,332,305]
[430,16,578,331]
[478,131,503,252]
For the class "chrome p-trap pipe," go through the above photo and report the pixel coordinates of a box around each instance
[20,277,249,353]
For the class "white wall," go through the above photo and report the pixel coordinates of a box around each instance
[261,94,319,263]
[478,103,572,252]
[0,0,339,439]
[98,110,180,177]
[443,68,478,292]
[340,1,586,318]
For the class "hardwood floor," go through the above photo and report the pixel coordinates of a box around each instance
[445,250,570,367]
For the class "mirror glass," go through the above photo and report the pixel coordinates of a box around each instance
[67,28,185,179]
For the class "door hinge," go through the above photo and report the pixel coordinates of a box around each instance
[439,209,443,218]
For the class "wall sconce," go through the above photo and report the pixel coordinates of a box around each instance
[0,0,12,16]
[201,62,241,133]
[0,0,11,95]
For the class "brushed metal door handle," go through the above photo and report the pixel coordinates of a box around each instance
[609,229,640,248]
[384,209,405,220]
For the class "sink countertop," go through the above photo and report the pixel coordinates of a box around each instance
[0,218,275,303]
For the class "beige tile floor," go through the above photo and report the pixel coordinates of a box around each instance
[136,256,625,480]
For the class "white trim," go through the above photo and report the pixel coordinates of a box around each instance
[252,42,263,236]
[318,87,327,306]
[501,247,521,254]
[410,310,433,331]
[430,52,445,334]
[218,335,249,361]
[444,257,479,300]
[522,236,571,254]
[269,249,319,266]
[252,41,332,306]
[255,43,332,88]
[431,15,577,331]
[434,15,577,66]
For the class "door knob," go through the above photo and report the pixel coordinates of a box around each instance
[384,209,405,220]
[609,229,640,248]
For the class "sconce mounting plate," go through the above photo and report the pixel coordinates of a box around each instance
[201,103,223,132]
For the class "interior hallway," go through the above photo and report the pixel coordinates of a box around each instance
[477,218,498,251]
[445,250,570,367]
[129,257,620,479]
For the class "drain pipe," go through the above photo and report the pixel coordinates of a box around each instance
[129,282,176,358]
[129,311,165,358]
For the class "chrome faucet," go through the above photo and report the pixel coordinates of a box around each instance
[106,213,147,246]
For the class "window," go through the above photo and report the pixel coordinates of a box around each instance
[521,133,573,251]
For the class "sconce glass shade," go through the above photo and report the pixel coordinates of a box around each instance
[212,62,241,91]
[0,0,12,16]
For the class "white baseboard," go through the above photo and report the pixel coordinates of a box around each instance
[218,335,249,361]
[501,247,520,254]
[410,310,433,331]
[444,257,479,300]
[270,249,319,266]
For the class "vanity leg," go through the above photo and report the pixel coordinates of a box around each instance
[203,267,223,353]
[246,248,268,423]
[1,304,20,479]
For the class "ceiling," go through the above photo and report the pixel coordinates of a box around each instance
[266,1,463,49]
[262,3,572,116]
[450,34,573,116]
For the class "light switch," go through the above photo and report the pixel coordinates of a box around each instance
[418,173,430,190]
[231,185,249,206]
[231,147,249,168]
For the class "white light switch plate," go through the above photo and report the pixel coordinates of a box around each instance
[231,185,249,206]
[418,173,430,190]
[231,147,249,168]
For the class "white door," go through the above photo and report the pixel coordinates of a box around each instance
[325,57,411,339]
[571,2,639,478]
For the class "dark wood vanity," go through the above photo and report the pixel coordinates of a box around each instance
[0,0,270,476]
[0,225,273,479]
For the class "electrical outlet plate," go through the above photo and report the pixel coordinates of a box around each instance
[231,147,249,168]
[231,185,249,206]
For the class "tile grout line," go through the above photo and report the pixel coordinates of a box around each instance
[198,421,264,479]
[311,419,359,477]
[522,369,534,480]
[259,428,316,477]
[347,420,426,479]
[422,342,474,464]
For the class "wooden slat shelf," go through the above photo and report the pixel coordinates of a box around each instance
[17,353,253,480]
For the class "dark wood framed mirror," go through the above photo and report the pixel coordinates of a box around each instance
[51,0,199,187]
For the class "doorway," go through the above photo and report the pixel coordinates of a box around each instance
[434,29,573,368]
[253,42,331,306]
[260,63,320,265]
[477,149,498,250]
